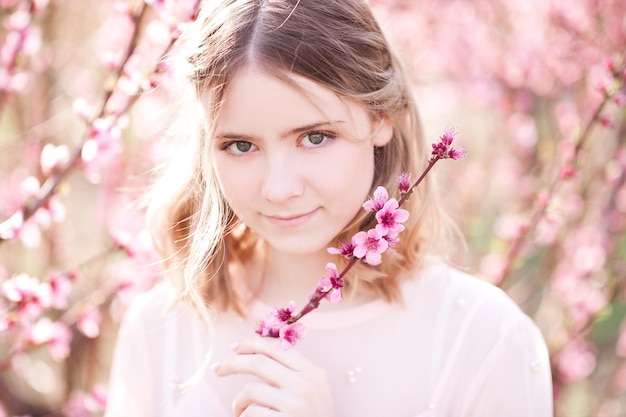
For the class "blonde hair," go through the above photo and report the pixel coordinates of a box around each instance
[149,0,454,317]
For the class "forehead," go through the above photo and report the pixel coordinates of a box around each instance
[213,65,372,137]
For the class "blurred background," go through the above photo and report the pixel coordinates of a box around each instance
[0,0,624,416]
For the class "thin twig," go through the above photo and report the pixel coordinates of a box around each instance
[498,63,625,289]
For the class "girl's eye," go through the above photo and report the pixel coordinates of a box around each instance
[301,131,333,148]
[223,141,256,155]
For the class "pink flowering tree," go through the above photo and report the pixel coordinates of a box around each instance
[0,0,624,415]
[371,0,626,415]
[0,0,199,415]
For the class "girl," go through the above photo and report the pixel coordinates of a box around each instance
[105,0,553,416]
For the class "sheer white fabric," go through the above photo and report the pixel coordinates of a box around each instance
[104,263,553,416]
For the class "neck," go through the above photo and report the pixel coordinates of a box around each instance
[256,247,331,308]
[252,245,379,313]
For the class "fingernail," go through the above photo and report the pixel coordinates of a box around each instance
[230,342,240,351]
[210,362,221,373]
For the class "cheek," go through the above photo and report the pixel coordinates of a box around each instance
[213,160,254,211]
[320,145,376,202]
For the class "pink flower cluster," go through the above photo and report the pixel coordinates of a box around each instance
[1,272,74,361]
[62,384,108,417]
[0,269,105,363]
[331,186,409,265]
[256,302,308,350]
[255,129,465,348]
[1,272,76,324]
[431,128,467,161]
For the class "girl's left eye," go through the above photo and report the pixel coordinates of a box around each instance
[301,131,334,148]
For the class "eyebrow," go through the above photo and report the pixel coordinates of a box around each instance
[215,120,345,141]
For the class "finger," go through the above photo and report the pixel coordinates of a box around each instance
[239,404,279,417]
[232,382,284,417]
[233,336,311,371]
[214,352,291,387]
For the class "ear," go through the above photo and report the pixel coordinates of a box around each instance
[372,117,393,147]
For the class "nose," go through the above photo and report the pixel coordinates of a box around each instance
[260,154,304,203]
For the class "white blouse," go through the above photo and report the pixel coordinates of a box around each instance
[104,263,553,416]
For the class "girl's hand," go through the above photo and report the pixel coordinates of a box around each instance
[213,336,336,417]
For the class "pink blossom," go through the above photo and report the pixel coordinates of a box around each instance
[255,319,279,338]
[599,115,614,129]
[77,305,102,338]
[278,322,307,350]
[554,336,596,382]
[317,263,343,303]
[81,116,124,183]
[397,172,411,194]
[90,384,107,408]
[448,147,467,160]
[494,214,527,240]
[606,56,618,73]
[27,318,73,361]
[0,211,24,240]
[362,186,389,212]
[274,302,296,323]
[352,228,389,265]
[255,301,296,337]
[559,163,577,179]
[327,240,355,259]
[2,273,39,306]
[1,175,66,245]
[479,252,506,285]
[63,385,107,417]
[0,314,18,332]
[40,143,70,176]
[72,98,95,120]
[382,233,400,249]
[48,270,73,310]
[33,0,49,11]
[20,175,40,199]
[431,127,466,160]
[256,305,308,349]
[375,198,409,236]
[2,273,51,322]
[17,219,42,248]
[110,227,156,261]
[440,127,457,146]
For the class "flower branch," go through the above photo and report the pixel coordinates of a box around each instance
[0,244,126,373]
[497,55,626,289]
[0,0,41,111]
[0,1,201,245]
[255,128,466,348]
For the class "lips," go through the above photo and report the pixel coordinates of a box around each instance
[263,208,319,228]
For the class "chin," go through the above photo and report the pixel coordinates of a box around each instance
[265,237,333,257]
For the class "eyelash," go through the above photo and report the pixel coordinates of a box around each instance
[219,130,336,156]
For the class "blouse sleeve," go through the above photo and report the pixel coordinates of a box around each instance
[461,315,553,417]
[104,295,161,417]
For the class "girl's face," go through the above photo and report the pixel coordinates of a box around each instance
[211,65,392,256]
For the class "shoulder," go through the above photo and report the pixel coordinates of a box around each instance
[409,262,545,360]
[416,262,532,329]
[409,263,552,413]
[117,280,193,338]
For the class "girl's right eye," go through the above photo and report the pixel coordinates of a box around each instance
[222,141,256,155]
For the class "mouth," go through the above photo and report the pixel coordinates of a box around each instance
[264,208,319,228]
